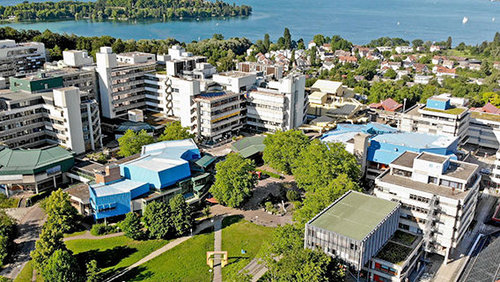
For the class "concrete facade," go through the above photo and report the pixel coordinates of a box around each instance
[0,40,46,80]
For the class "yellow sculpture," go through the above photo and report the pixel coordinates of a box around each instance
[206,251,228,268]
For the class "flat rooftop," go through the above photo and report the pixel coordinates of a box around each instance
[129,156,186,172]
[378,171,471,200]
[392,151,419,168]
[417,152,448,163]
[370,132,456,149]
[91,179,148,197]
[217,71,253,78]
[471,111,500,122]
[308,191,399,241]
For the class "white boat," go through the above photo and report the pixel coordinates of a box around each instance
[493,17,496,22]
[462,17,469,24]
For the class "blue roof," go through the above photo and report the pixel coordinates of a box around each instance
[321,122,459,165]
[90,179,148,197]
[370,132,456,149]
[140,139,200,161]
[321,123,397,142]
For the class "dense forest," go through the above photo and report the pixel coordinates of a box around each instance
[0,0,252,21]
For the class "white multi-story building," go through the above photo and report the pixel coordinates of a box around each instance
[0,86,101,154]
[0,39,46,79]
[193,89,246,143]
[144,73,200,130]
[212,71,258,93]
[490,151,500,190]
[375,151,480,261]
[158,45,215,80]
[96,47,156,119]
[400,95,470,143]
[246,74,307,132]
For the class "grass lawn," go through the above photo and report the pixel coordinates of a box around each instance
[65,235,168,279]
[123,228,214,282]
[221,216,274,280]
[14,261,42,282]
[63,230,87,238]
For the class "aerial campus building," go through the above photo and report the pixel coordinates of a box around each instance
[0,146,74,196]
[89,139,213,220]
[0,39,46,81]
[321,123,459,180]
[305,191,424,282]
[400,94,470,144]
[374,151,480,261]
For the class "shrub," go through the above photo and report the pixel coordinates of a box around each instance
[90,223,118,236]
[264,202,278,214]
[286,190,300,202]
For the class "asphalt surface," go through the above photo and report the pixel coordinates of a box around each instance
[0,204,46,280]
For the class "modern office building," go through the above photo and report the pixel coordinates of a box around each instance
[89,139,212,220]
[246,74,307,132]
[96,47,156,119]
[0,39,46,80]
[321,123,459,180]
[374,151,480,260]
[467,103,500,150]
[44,50,98,100]
[305,191,424,281]
[400,94,470,144]
[193,90,246,144]
[0,146,74,196]
[144,72,201,130]
[0,80,102,153]
[158,45,215,80]
[237,61,284,80]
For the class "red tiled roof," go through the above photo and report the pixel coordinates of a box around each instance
[471,103,500,114]
[369,98,403,112]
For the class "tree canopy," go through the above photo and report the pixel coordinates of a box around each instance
[118,129,155,157]
[158,121,194,142]
[0,211,15,268]
[261,224,346,282]
[42,249,80,282]
[263,130,310,174]
[120,212,144,240]
[210,153,256,208]
[142,201,172,239]
[41,189,78,233]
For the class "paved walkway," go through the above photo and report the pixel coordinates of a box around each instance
[0,204,46,280]
[240,258,268,282]
[211,204,292,228]
[213,218,222,282]
[63,231,124,241]
[105,217,217,282]
[433,194,497,282]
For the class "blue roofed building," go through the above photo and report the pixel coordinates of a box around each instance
[321,122,458,180]
[89,139,210,220]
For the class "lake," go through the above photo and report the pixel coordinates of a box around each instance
[0,0,499,45]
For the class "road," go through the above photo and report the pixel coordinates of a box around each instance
[433,193,498,282]
[0,204,46,280]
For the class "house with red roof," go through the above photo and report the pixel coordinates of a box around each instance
[369,98,403,112]
[338,56,358,65]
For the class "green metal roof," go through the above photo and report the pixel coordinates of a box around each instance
[309,191,399,241]
[195,155,217,168]
[0,146,74,175]
[231,136,266,158]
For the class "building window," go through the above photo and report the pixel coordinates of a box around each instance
[428,176,438,184]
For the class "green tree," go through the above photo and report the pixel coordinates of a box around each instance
[120,212,144,240]
[412,39,423,47]
[0,211,15,268]
[293,139,361,187]
[263,130,310,174]
[283,28,292,50]
[210,153,256,207]
[446,36,452,49]
[42,189,78,233]
[384,68,397,79]
[142,201,172,239]
[42,249,80,282]
[261,224,345,282]
[294,174,359,225]
[158,121,194,142]
[169,194,193,236]
[263,33,271,53]
[118,129,154,157]
[31,222,67,272]
[86,259,100,282]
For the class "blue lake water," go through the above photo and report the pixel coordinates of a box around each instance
[0,0,499,44]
